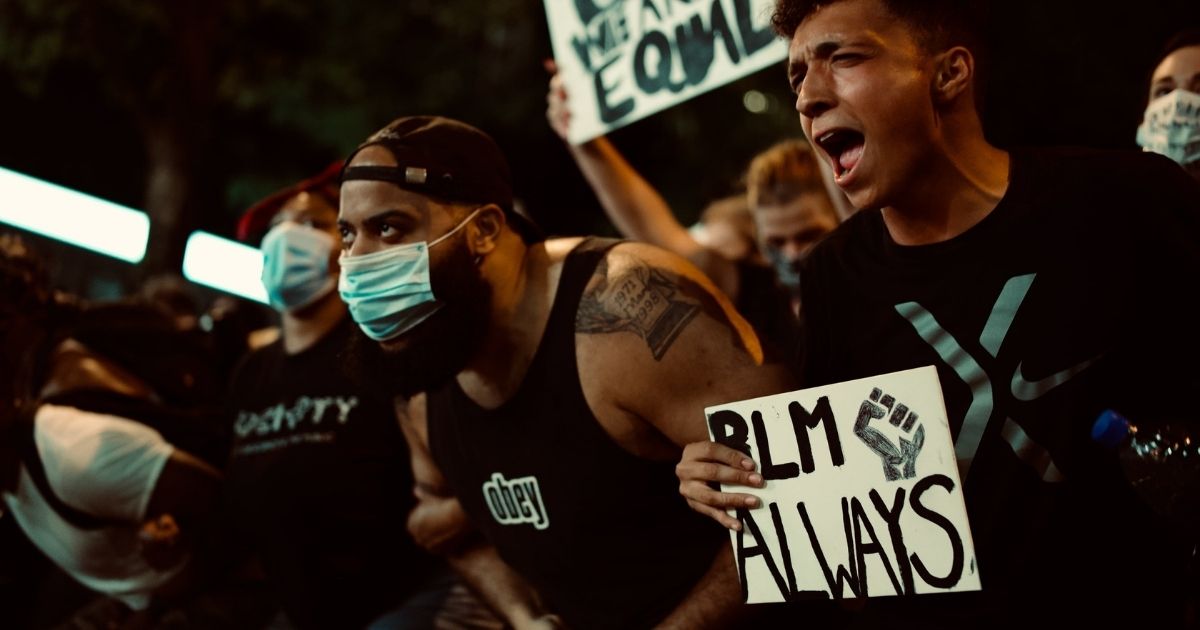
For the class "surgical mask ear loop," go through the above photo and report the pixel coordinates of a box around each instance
[428,208,484,248]
[428,207,486,266]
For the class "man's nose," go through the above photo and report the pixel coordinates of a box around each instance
[796,68,835,119]
[781,241,810,263]
[343,232,381,258]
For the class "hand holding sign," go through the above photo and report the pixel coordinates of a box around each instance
[694,366,980,602]
[543,0,788,144]
[545,60,573,141]
[676,440,765,531]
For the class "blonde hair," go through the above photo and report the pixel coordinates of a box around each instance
[745,140,826,208]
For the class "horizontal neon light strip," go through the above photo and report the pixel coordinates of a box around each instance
[0,165,150,263]
[182,231,268,304]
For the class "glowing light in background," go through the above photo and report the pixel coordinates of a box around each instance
[742,90,768,114]
[0,165,150,263]
[182,231,268,304]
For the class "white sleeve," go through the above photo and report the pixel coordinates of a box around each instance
[33,404,175,523]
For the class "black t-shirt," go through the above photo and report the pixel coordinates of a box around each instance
[798,147,1200,626]
[224,316,433,630]
[735,260,803,375]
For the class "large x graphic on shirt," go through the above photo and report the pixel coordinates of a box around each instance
[895,274,1099,483]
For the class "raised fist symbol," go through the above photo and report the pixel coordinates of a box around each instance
[854,388,925,481]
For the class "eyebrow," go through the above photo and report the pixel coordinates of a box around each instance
[810,40,843,59]
[788,38,855,83]
[337,209,419,230]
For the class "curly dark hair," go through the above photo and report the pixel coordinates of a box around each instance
[771,0,987,58]
[772,0,990,116]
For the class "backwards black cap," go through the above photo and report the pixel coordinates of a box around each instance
[341,116,542,242]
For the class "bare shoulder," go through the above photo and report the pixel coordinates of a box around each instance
[574,241,761,363]
[542,236,587,262]
[573,241,790,451]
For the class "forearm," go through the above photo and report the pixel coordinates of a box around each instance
[569,138,700,258]
[407,488,474,554]
[446,542,559,630]
[656,545,745,629]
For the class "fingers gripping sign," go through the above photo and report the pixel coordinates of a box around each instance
[545,60,573,140]
[696,367,980,603]
[854,388,926,482]
[676,440,765,531]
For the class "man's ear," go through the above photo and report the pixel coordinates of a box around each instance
[932,46,974,105]
[468,204,506,256]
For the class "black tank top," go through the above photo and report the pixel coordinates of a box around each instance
[428,238,726,630]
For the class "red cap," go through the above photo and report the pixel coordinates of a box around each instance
[236,161,343,243]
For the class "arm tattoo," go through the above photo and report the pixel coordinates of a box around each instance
[575,256,701,360]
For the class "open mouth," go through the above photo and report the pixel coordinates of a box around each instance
[815,129,865,181]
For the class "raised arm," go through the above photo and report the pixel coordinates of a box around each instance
[547,67,740,299]
[394,394,563,630]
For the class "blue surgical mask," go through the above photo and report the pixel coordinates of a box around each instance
[1136,89,1200,167]
[261,222,337,313]
[338,209,481,341]
[766,248,802,296]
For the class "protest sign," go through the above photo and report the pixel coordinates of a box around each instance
[705,365,981,603]
[544,0,788,144]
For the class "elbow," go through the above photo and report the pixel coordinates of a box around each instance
[406,500,475,555]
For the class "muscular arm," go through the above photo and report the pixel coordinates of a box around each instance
[574,243,796,625]
[396,394,474,554]
[547,71,740,299]
[395,395,561,629]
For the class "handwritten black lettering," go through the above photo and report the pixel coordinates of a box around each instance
[869,487,915,595]
[851,496,903,596]
[789,396,846,473]
[752,410,799,480]
[707,409,751,456]
[736,507,792,603]
[909,474,965,589]
[797,498,861,598]
[593,55,635,123]
[733,0,774,55]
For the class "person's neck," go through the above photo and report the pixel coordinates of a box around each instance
[281,291,347,354]
[881,124,1010,247]
[460,240,550,406]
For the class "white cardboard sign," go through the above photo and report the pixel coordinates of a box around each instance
[543,0,788,144]
[705,366,981,603]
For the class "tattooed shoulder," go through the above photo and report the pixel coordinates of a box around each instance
[575,253,701,361]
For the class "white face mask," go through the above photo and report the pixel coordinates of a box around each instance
[337,209,481,341]
[260,222,337,313]
[1136,89,1200,167]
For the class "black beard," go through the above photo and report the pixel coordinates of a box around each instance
[343,238,491,398]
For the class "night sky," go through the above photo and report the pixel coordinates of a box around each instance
[1,0,1198,305]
